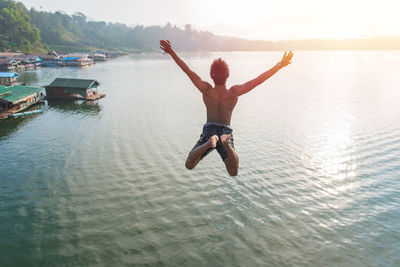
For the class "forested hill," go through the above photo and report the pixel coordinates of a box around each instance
[0,0,41,52]
[0,0,278,53]
[1,0,399,53]
[0,0,271,53]
[28,11,276,53]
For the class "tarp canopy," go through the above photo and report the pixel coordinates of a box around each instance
[22,56,42,63]
[63,57,81,61]
[0,72,19,78]
[0,85,43,104]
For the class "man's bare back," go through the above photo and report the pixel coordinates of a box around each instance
[203,85,238,125]
[160,39,293,176]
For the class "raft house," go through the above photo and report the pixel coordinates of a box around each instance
[0,72,19,86]
[21,55,42,69]
[62,56,93,67]
[0,85,45,119]
[45,78,105,100]
[92,54,107,61]
[0,59,19,71]
[39,54,63,67]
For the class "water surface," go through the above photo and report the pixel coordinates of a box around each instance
[1,51,399,266]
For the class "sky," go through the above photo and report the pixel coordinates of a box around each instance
[20,0,400,40]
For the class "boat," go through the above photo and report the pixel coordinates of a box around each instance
[0,72,19,86]
[93,54,107,61]
[9,109,43,117]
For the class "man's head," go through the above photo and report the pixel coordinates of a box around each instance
[210,58,229,86]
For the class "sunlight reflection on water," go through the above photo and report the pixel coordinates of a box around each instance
[0,51,399,266]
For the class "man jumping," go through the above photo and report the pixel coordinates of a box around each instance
[160,40,293,176]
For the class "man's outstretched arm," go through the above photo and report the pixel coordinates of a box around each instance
[230,51,293,97]
[160,40,211,93]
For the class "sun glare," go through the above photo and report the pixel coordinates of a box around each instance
[20,0,400,40]
[194,0,400,40]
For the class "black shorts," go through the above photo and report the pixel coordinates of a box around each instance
[192,123,235,161]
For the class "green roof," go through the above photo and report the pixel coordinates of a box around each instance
[0,86,11,96]
[0,85,43,104]
[47,78,100,89]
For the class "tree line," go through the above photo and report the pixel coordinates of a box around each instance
[1,0,272,53]
[1,0,399,53]
[0,0,40,53]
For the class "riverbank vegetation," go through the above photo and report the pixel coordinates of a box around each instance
[1,0,399,54]
[0,0,41,53]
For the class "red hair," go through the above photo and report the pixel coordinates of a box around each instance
[210,58,229,86]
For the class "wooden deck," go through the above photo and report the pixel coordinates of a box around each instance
[86,93,105,101]
[0,111,12,120]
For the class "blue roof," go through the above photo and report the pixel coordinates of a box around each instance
[63,57,81,61]
[25,56,42,62]
[0,72,19,78]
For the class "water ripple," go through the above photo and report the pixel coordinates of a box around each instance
[1,52,400,266]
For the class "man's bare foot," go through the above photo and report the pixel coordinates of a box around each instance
[220,134,231,147]
[210,135,219,148]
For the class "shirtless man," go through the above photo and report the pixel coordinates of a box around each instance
[160,40,293,176]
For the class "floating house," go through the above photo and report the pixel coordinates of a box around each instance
[0,85,44,119]
[62,56,93,67]
[21,55,42,69]
[92,54,107,61]
[0,85,9,97]
[45,78,105,100]
[0,59,19,71]
[0,72,19,86]
[64,54,94,66]
[40,55,63,67]
[0,53,41,70]
[62,56,81,66]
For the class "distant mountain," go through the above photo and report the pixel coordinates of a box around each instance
[1,0,399,53]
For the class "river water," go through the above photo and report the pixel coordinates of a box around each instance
[1,51,399,266]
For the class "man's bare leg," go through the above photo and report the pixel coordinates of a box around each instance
[221,134,239,176]
[185,135,219,170]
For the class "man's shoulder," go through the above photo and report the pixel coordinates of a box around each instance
[227,87,239,99]
[228,84,240,92]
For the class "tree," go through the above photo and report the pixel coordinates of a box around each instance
[0,0,40,52]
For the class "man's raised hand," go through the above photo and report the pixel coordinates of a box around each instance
[279,51,293,68]
[160,40,173,54]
